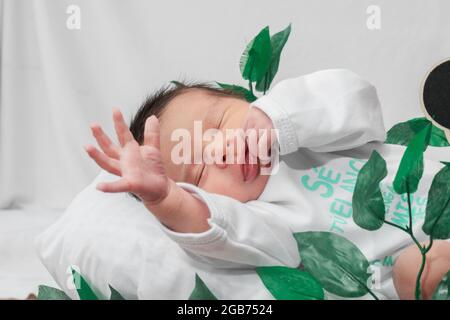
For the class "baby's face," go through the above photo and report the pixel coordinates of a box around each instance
[158,89,270,202]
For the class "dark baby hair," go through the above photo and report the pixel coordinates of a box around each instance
[129,81,246,144]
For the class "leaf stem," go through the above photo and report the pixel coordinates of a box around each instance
[248,60,254,95]
[365,286,380,300]
[406,183,413,232]
[413,194,450,299]
[383,220,407,232]
[386,180,430,300]
[405,184,423,250]
[338,265,379,300]
[424,238,433,254]
[263,69,270,94]
[357,279,380,301]
[413,194,445,300]
[413,239,434,300]
[404,182,428,300]
[414,248,427,300]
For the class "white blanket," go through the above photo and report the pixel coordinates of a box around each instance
[36,171,275,299]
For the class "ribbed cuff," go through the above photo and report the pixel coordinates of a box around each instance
[251,95,299,155]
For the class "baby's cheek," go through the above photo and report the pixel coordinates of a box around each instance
[202,177,245,201]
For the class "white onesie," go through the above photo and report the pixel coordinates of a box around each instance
[160,69,447,299]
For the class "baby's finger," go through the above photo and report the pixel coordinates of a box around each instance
[144,116,161,149]
[90,123,120,159]
[84,144,122,176]
[257,129,272,166]
[96,178,130,193]
[258,128,272,149]
[113,108,135,147]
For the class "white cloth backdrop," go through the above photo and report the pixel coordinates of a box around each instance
[1,0,450,209]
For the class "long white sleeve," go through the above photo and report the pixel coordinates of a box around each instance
[251,69,387,155]
[159,183,300,269]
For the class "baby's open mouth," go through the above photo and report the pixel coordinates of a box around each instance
[241,139,260,182]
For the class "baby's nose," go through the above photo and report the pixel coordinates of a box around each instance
[223,132,246,165]
[202,133,227,168]
[204,131,245,168]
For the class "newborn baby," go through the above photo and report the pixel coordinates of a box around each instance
[84,69,450,299]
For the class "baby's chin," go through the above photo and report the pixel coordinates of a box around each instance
[220,174,270,202]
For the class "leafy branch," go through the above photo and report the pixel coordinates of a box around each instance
[217,24,291,102]
[353,121,450,300]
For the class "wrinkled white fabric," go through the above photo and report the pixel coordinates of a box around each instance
[36,171,275,300]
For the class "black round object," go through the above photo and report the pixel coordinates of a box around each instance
[423,59,450,129]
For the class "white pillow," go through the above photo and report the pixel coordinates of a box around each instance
[35,170,272,300]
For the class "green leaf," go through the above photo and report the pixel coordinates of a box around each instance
[352,151,387,230]
[257,266,324,300]
[393,123,432,194]
[109,285,125,300]
[294,232,372,298]
[37,285,71,300]
[189,274,217,300]
[216,82,257,102]
[430,125,450,147]
[71,268,99,300]
[432,270,450,300]
[422,165,450,239]
[385,117,449,147]
[255,24,291,93]
[239,26,272,83]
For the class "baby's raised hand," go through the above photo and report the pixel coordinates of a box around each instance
[84,109,169,205]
